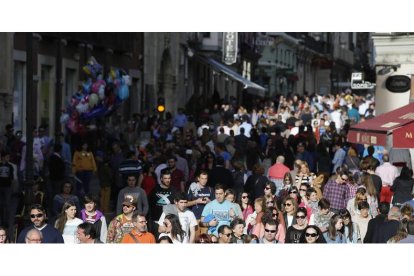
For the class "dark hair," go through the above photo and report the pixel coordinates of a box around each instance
[164,214,186,243]
[167,155,177,162]
[378,202,390,215]
[83,194,99,206]
[230,218,245,229]
[299,225,326,243]
[327,214,343,241]
[198,170,209,177]
[399,166,412,180]
[160,168,171,178]
[158,236,173,243]
[358,200,370,210]
[407,220,414,235]
[306,187,317,198]
[174,192,188,202]
[296,207,307,216]
[338,209,354,241]
[218,224,232,235]
[318,198,330,210]
[195,233,212,243]
[29,203,47,221]
[265,181,276,195]
[77,222,97,239]
[214,183,225,192]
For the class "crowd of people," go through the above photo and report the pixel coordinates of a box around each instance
[1,90,414,244]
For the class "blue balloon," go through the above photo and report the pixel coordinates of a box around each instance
[117,84,129,100]
[80,105,107,121]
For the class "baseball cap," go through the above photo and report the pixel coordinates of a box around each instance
[122,196,137,207]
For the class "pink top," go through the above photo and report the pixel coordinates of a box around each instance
[268,163,290,179]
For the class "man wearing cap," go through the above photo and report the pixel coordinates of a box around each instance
[116,174,148,216]
[106,195,136,243]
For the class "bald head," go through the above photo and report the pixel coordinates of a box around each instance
[276,156,285,164]
[388,206,402,221]
[25,228,43,243]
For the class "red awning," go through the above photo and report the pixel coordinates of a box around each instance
[347,102,414,148]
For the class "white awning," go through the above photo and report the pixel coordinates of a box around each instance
[196,55,266,97]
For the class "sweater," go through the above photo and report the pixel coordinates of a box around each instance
[17,224,64,243]
[72,151,97,173]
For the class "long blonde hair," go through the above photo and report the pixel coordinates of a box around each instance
[361,174,377,197]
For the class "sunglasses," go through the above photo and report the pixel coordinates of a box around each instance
[266,201,274,205]
[264,229,277,233]
[272,213,278,218]
[289,190,298,194]
[264,187,271,190]
[284,203,292,207]
[296,215,306,219]
[224,233,232,237]
[30,214,44,218]
[242,196,249,199]
[123,204,133,208]
[305,233,318,237]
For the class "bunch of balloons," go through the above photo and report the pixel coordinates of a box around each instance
[60,57,131,134]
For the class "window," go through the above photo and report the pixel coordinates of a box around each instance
[13,61,26,130]
[65,68,76,106]
[40,65,52,128]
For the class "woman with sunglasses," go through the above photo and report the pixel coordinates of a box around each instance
[54,201,83,243]
[277,173,294,208]
[281,197,298,234]
[263,181,276,198]
[322,214,346,243]
[299,225,326,243]
[237,191,254,221]
[339,208,361,243]
[285,207,308,243]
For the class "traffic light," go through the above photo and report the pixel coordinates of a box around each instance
[157,97,165,113]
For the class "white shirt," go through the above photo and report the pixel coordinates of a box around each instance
[375,162,399,186]
[158,209,197,242]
